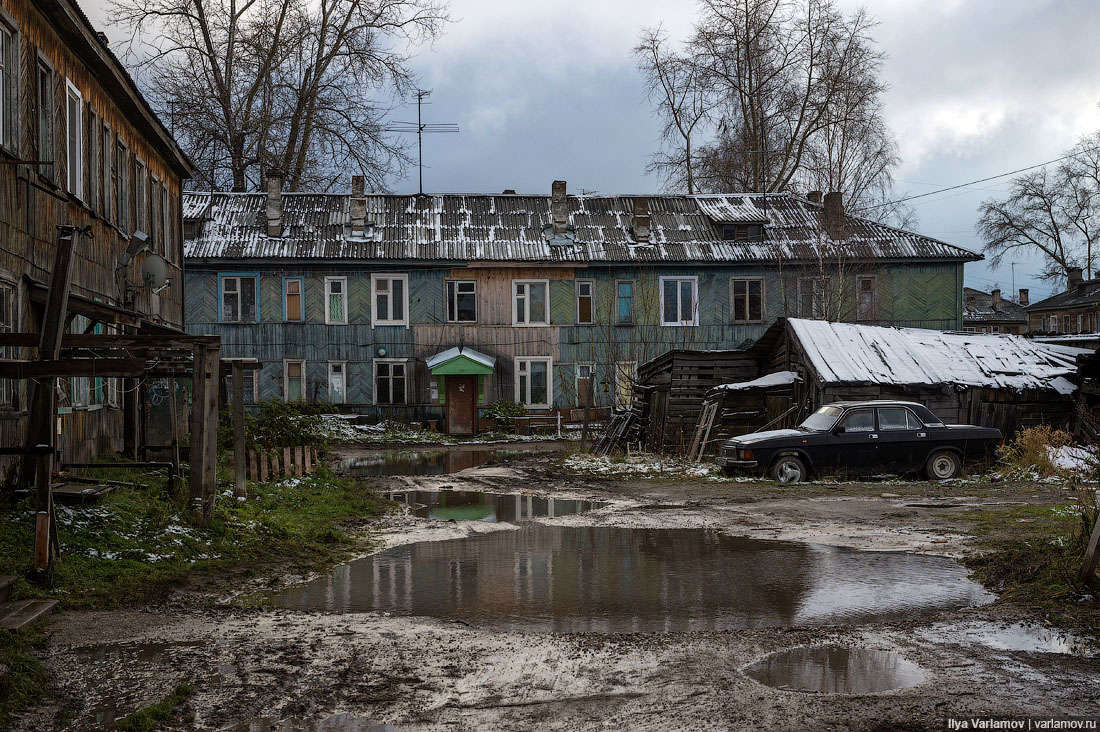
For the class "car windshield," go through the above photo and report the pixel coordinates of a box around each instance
[800,406,844,432]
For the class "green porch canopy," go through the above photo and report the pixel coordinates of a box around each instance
[426,346,496,375]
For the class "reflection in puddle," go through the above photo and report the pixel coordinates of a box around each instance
[232,715,399,731]
[336,449,528,476]
[272,526,993,632]
[745,645,925,693]
[920,622,1096,656]
[388,489,606,522]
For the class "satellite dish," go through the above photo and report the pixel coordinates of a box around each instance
[141,254,168,288]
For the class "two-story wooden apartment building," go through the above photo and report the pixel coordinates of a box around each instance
[1026,267,1100,335]
[183,179,978,433]
[0,0,192,461]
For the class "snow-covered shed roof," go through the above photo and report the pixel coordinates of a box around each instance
[182,192,980,265]
[788,319,1085,394]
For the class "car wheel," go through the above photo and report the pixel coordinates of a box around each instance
[926,450,961,480]
[770,455,807,484]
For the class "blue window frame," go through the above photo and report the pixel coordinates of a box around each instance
[283,276,304,322]
[218,272,260,323]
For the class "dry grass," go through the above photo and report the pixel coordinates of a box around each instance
[997,425,1076,478]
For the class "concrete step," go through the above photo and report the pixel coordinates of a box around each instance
[0,599,58,631]
[0,575,14,604]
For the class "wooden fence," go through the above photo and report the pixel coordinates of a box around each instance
[246,446,320,482]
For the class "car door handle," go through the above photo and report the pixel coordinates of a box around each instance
[869,434,878,439]
[917,432,926,438]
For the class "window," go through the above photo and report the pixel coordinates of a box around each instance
[325,276,347,324]
[36,59,54,174]
[731,278,763,322]
[722,223,763,241]
[616,280,634,324]
[0,23,16,152]
[877,407,922,431]
[446,280,477,323]
[65,82,83,198]
[328,362,347,404]
[101,124,112,223]
[284,360,305,402]
[227,368,258,404]
[134,159,147,233]
[575,280,594,324]
[163,185,172,259]
[798,278,831,318]
[1078,314,1085,333]
[284,277,304,322]
[374,360,407,404]
[1062,315,1070,332]
[515,357,552,408]
[86,109,98,212]
[513,280,549,325]
[115,140,128,232]
[856,277,876,321]
[660,276,698,326]
[220,274,259,323]
[840,409,874,433]
[614,361,636,412]
[0,281,14,409]
[372,274,408,326]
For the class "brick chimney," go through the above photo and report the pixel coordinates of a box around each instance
[350,175,366,235]
[551,180,568,235]
[991,288,1002,311]
[823,191,845,240]
[266,168,284,237]
[632,197,651,243]
[1018,288,1029,306]
[1068,266,1084,291]
[807,191,822,204]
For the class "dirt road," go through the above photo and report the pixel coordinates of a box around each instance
[13,449,1100,732]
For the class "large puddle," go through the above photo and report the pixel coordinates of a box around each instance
[745,645,925,694]
[388,489,606,522]
[272,526,994,632]
[336,448,536,476]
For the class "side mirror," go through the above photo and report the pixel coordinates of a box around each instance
[833,425,846,434]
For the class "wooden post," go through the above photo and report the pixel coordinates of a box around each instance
[294,446,304,476]
[123,376,138,460]
[188,343,208,518]
[1079,491,1100,585]
[248,450,258,482]
[232,361,246,500]
[259,452,269,483]
[200,346,220,523]
[282,447,291,478]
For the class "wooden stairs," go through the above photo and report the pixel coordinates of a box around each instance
[0,575,58,631]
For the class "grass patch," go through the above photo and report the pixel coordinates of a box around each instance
[960,491,1100,636]
[115,682,195,732]
[0,624,50,729]
[0,459,386,610]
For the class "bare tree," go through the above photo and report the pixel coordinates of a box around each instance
[977,136,1100,285]
[111,0,449,191]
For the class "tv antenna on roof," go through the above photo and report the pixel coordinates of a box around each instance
[383,89,459,195]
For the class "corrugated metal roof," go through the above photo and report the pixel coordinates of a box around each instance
[789,318,1083,393]
[183,192,981,264]
[963,287,1028,324]
[1026,280,1100,312]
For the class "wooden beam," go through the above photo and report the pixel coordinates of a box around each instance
[0,333,221,349]
[1080,491,1100,585]
[200,346,221,523]
[188,344,208,519]
[0,358,146,378]
[232,361,246,500]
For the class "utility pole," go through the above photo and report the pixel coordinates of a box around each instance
[384,90,459,195]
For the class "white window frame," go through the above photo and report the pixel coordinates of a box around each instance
[446,280,477,323]
[371,273,409,327]
[283,359,306,402]
[325,276,348,325]
[730,277,765,323]
[514,356,553,409]
[856,276,876,321]
[36,57,54,176]
[659,276,699,326]
[328,361,348,404]
[0,21,18,154]
[219,274,259,323]
[512,279,550,326]
[575,362,595,405]
[101,122,112,223]
[134,157,147,233]
[65,80,83,199]
[373,358,408,405]
[575,279,595,324]
[226,365,259,404]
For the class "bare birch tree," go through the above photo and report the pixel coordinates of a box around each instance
[111,0,449,191]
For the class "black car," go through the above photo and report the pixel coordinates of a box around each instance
[716,400,1002,483]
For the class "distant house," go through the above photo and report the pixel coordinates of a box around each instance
[182,180,979,433]
[1026,267,1100,334]
[963,287,1028,334]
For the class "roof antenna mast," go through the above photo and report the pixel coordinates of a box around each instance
[384,90,460,195]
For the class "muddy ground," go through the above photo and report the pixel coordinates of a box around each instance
[12,445,1100,732]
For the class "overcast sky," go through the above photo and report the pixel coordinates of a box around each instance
[86,0,1100,302]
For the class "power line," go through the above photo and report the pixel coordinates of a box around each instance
[858,145,1100,212]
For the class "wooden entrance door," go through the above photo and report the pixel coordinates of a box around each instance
[446,375,477,435]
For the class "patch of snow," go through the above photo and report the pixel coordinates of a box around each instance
[1047,445,1096,473]
[716,371,801,390]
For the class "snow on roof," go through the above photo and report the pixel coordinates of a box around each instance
[425,346,496,370]
[788,319,1085,393]
[962,287,1027,324]
[717,371,801,390]
[182,192,980,265]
